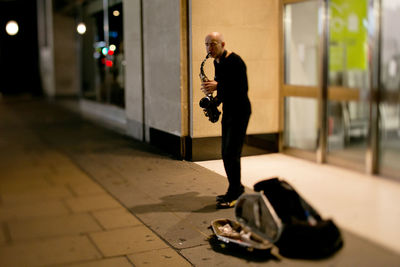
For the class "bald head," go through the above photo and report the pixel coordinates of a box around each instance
[205,32,226,59]
[206,32,224,43]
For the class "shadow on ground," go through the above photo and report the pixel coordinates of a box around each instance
[130,192,220,214]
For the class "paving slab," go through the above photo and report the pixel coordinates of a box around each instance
[91,208,143,229]
[63,257,134,267]
[65,193,122,212]
[8,213,102,241]
[0,236,102,266]
[89,226,170,257]
[68,182,107,196]
[127,247,192,267]
[0,185,73,205]
[0,226,6,245]
[0,201,70,221]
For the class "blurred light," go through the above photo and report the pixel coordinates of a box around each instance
[109,44,116,51]
[102,47,109,56]
[109,31,118,38]
[77,23,86,35]
[113,10,120,16]
[108,50,114,56]
[93,51,101,59]
[106,60,113,67]
[6,20,19,36]
[94,41,106,48]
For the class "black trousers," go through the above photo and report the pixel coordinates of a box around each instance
[221,112,250,194]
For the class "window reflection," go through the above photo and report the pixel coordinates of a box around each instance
[329,0,368,89]
[81,2,124,108]
[284,1,319,86]
[284,97,318,151]
[327,0,369,167]
[379,0,400,178]
[283,1,320,152]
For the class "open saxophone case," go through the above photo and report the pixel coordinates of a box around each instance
[210,177,343,259]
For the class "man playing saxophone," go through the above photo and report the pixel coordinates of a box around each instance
[201,32,252,209]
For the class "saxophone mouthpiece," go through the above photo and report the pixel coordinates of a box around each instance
[206,52,211,59]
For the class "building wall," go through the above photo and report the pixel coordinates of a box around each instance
[124,0,144,140]
[37,0,55,97]
[124,0,183,142]
[37,0,79,97]
[37,0,78,98]
[143,0,182,139]
[53,13,79,96]
[191,0,281,138]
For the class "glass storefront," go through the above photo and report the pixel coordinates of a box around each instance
[326,0,370,168]
[282,0,400,180]
[380,0,400,178]
[80,0,124,107]
[283,0,320,153]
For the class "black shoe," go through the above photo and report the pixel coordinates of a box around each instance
[216,194,226,202]
[216,187,245,208]
[216,187,245,203]
[216,198,238,209]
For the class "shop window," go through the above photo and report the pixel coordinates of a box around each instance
[80,1,124,108]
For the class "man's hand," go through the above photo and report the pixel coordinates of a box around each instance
[201,80,218,95]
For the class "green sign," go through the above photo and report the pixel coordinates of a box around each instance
[329,0,368,71]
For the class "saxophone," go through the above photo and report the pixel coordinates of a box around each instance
[199,53,221,123]
[199,52,211,82]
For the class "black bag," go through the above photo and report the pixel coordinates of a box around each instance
[253,178,343,258]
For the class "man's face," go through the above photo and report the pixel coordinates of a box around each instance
[205,36,224,59]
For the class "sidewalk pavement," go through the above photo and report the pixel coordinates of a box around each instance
[0,96,399,266]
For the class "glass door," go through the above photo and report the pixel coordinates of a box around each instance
[379,0,400,179]
[326,0,371,171]
[282,0,322,161]
[282,0,400,179]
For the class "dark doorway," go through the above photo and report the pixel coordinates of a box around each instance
[0,0,42,95]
